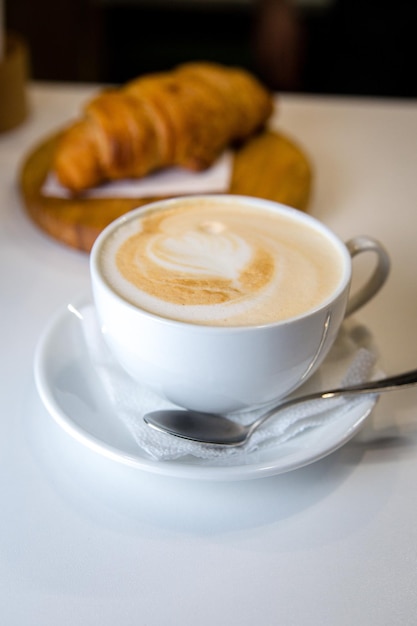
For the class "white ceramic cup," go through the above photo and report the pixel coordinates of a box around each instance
[90,195,390,414]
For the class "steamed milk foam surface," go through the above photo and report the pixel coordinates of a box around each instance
[100,200,344,326]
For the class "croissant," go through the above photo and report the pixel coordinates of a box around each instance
[53,62,274,193]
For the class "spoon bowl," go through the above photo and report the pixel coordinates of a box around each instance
[144,368,417,446]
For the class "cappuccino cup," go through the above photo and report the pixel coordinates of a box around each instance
[90,195,390,414]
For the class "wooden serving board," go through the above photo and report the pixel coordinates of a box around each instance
[19,129,312,253]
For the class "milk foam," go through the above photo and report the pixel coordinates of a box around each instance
[147,228,252,280]
[100,201,344,326]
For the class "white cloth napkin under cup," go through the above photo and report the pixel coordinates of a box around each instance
[79,304,378,462]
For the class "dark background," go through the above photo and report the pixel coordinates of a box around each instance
[5,0,417,98]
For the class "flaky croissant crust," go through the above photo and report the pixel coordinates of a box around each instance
[53,62,274,193]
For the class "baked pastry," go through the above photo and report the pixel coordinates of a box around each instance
[53,62,274,193]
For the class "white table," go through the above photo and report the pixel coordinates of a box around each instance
[2,83,417,625]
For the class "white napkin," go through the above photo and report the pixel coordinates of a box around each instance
[42,151,233,199]
[78,304,379,462]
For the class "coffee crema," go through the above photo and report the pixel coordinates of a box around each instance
[100,200,344,326]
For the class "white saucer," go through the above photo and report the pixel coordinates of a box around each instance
[34,298,379,481]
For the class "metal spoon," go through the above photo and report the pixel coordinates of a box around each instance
[143,368,417,446]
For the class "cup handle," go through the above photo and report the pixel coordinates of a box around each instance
[345,236,390,317]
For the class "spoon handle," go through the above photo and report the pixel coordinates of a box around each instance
[251,368,417,434]
[316,367,417,397]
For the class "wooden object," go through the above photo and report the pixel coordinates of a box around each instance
[19,129,312,253]
[0,33,29,132]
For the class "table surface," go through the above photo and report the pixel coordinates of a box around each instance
[2,83,417,625]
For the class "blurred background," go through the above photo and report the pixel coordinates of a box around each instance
[5,0,417,97]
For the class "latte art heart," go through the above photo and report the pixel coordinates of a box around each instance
[117,213,273,306]
[101,200,343,326]
[147,230,252,280]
